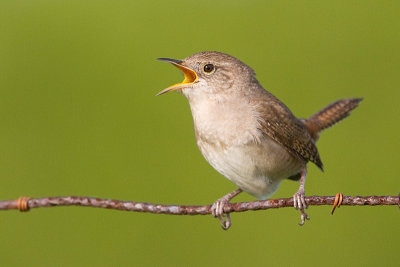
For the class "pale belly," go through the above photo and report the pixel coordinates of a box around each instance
[197,137,304,199]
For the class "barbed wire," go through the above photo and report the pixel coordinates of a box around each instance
[1,194,398,213]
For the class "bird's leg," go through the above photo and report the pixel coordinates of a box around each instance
[293,168,310,226]
[211,188,242,230]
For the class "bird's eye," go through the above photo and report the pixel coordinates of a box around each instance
[203,64,215,73]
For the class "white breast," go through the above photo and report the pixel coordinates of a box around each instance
[188,95,303,199]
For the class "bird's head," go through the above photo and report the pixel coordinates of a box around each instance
[157,51,256,99]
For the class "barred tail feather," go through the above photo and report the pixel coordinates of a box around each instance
[303,98,363,140]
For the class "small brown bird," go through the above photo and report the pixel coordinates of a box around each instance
[157,51,361,229]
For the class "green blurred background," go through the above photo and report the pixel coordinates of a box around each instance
[1,0,399,266]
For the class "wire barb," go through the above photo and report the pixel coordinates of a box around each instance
[331,193,343,215]
[17,197,32,212]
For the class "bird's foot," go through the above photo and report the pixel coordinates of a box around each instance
[293,188,310,226]
[211,189,242,230]
[211,201,232,230]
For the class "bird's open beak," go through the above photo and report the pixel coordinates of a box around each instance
[156,58,198,96]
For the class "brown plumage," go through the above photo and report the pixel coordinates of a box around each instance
[255,91,323,171]
[287,98,362,181]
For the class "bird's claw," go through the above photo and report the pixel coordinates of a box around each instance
[210,189,242,230]
[211,198,232,230]
[298,209,310,226]
[218,213,231,230]
[293,189,308,210]
[293,189,310,226]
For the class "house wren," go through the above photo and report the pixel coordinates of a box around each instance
[157,51,361,229]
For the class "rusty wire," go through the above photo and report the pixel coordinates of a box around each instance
[0,194,398,215]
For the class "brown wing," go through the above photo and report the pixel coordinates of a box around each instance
[254,94,323,170]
